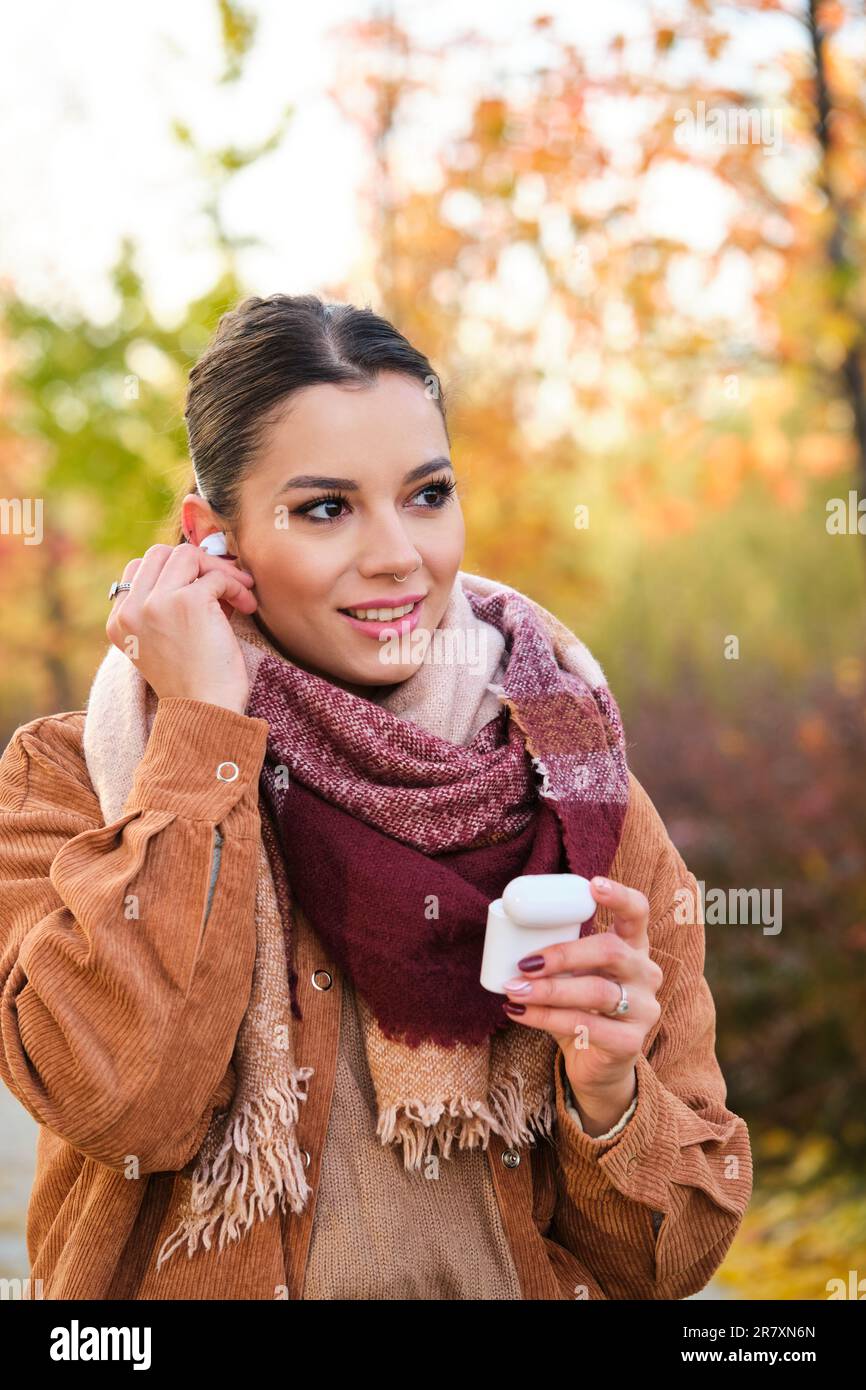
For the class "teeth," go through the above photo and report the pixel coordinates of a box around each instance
[345,602,416,621]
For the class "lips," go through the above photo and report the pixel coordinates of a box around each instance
[338,592,426,613]
[341,601,417,620]
[337,597,425,639]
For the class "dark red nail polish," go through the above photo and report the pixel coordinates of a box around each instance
[503,1001,526,1015]
[517,955,544,972]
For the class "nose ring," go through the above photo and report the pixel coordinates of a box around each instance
[393,559,421,583]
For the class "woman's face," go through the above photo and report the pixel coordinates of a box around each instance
[185,371,465,696]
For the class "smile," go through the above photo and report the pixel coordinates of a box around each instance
[337,598,425,638]
[342,602,416,620]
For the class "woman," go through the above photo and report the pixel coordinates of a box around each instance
[0,292,751,1300]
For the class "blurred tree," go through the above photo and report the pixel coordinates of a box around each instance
[0,6,294,729]
[805,0,866,509]
[331,0,866,669]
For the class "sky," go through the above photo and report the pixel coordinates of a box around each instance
[0,0,818,329]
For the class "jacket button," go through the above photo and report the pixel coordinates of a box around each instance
[215,761,240,782]
[501,1148,521,1168]
[626,1154,639,1174]
[300,1149,311,1168]
[311,969,333,991]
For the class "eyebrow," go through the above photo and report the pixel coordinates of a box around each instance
[273,456,453,497]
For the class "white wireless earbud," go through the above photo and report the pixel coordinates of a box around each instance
[199,531,229,556]
[479,874,597,993]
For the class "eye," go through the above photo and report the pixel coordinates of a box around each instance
[413,475,457,508]
[294,490,349,523]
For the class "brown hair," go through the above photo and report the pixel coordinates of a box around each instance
[168,292,450,543]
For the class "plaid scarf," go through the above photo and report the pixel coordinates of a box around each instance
[82,569,629,1271]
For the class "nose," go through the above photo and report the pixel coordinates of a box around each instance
[355,506,421,580]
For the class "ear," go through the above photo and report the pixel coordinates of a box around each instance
[181,493,225,547]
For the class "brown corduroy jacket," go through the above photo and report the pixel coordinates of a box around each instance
[0,699,752,1300]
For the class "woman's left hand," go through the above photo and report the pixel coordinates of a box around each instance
[500,876,664,1112]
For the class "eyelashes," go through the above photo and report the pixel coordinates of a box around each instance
[293,474,457,525]
[409,475,457,509]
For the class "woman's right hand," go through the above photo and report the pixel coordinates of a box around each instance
[105,542,259,715]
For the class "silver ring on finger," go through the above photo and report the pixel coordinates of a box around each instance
[108,581,133,602]
[604,981,630,1017]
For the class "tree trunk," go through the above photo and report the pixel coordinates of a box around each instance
[807,0,866,531]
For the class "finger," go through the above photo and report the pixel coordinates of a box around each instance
[590,876,650,949]
[180,566,259,613]
[502,970,649,1015]
[149,544,255,596]
[118,543,177,608]
[505,1000,646,1053]
[514,930,637,982]
[503,982,658,1033]
[108,556,143,613]
[569,1009,647,1053]
[175,550,258,608]
[107,545,177,629]
[185,543,256,586]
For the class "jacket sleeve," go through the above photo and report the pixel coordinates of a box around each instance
[0,697,269,1176]
[549,774,753,1300]
[564,1077,637,1137]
